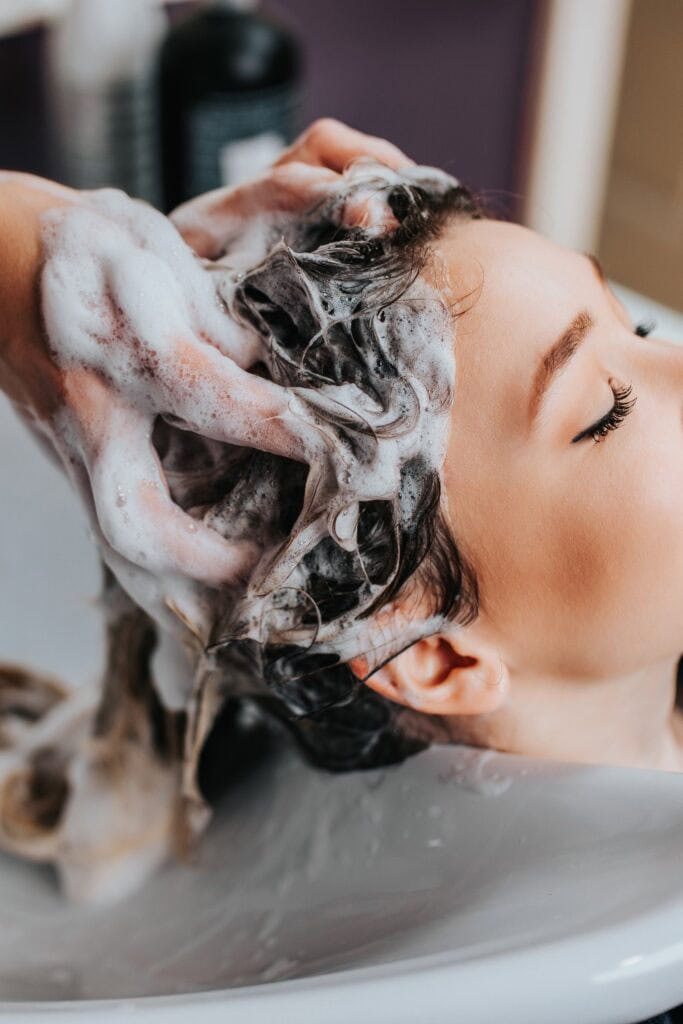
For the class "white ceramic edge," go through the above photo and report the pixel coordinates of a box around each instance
[2,894,682,1024]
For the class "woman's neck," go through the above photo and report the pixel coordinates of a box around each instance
[439,652,683,773]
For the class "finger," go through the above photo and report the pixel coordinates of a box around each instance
[160,333,341,473]
[96,530,213,643]
[32,416,211,637]
[88,406,262,588]
[100,523,211,642]
[170,163,339,259]
[274,118,415,173]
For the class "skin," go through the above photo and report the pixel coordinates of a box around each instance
[364,216,683,773]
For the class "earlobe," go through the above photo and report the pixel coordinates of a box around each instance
[360,628,510,716]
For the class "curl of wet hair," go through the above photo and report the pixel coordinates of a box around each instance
[168,172,485,780]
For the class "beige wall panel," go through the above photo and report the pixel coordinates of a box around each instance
[599,0,682,310]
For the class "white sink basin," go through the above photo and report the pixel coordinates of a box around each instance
[0,285,681,1024]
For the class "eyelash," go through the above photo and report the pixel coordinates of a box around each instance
[577,381,637,444]
[634,319,656,337]
[571,320,653,444]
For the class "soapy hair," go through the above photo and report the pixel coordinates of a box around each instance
[161,166,484,779]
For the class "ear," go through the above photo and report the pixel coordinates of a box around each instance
[358,624,510,716]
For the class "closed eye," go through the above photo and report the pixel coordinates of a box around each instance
[571,380,637,445]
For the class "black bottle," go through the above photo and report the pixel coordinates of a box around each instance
[159,0,301,211]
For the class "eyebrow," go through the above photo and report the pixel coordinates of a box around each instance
[528,310,594,423]
[528,255,604,423]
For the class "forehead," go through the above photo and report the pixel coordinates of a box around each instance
[430,219,594,436]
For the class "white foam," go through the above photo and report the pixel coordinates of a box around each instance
[38,159,461,680]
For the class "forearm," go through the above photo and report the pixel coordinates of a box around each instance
[0,173,76,411]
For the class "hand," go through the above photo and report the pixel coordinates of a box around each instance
[170,118,414,259]
[0,122,414,636]
[0,174,333,635]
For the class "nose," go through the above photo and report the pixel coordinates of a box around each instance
[632,330,683,428]
[634,326,683,378]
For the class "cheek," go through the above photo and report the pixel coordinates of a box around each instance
[465,443,683,678]
[571,445,683,670]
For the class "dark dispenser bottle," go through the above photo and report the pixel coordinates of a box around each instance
[159,0,301,211]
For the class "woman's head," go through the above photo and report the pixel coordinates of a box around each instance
[166,155,683,774]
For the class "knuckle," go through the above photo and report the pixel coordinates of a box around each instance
[270,162,298,185]
[270,161,319,190]
[308,117,340,140]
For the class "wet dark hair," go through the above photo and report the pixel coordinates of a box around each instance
[161,169,486,786]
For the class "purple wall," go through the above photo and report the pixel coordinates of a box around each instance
[272,0,539,217]
[0,1,538,218]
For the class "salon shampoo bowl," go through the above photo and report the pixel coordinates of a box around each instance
[0,284,681,1024]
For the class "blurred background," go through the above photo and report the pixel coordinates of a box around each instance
[0,0,680,310]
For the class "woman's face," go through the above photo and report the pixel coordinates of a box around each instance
[435,218,683,682]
